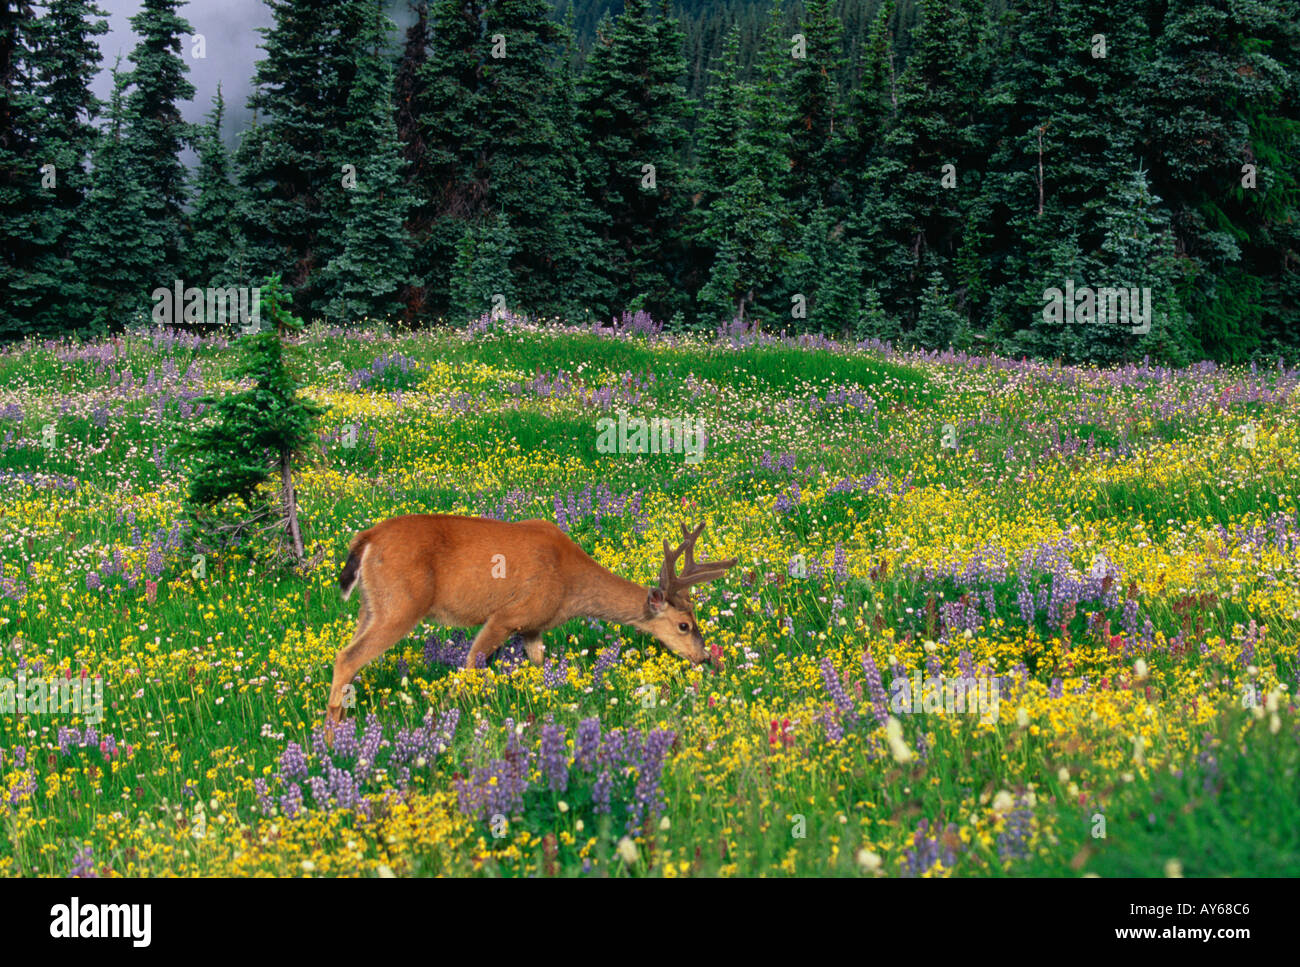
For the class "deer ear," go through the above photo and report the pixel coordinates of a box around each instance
[646,587,667,615]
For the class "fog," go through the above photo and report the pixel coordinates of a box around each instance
[91,1,416,160]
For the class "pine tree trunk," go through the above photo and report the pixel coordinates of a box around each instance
[280,449,305,564]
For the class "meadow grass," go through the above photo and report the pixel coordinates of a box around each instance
[0,318,1296,877]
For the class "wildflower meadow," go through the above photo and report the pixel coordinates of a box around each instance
[2,315,1297,879]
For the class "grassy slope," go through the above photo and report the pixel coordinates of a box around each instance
[0,321,1296,876]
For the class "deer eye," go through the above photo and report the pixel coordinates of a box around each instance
[678,622,691,634]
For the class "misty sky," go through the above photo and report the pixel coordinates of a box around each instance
[92,1,415,159]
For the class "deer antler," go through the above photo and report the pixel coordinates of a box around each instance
[659,522,736,598]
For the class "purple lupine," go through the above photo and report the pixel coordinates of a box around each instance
[1239,620,1261,666]
[278,741,309,782]
[823,705,845,742]
[997,798,1033,862]
[539,720,568,792]
[903,819,960,877]
[628,728,675,830]
[1017,580,1036,625]
[592,640,622,686]
[356,716,383,784]
[958,649,975,679]
[820,657,858,724]
[432,708,460,754]
[860,652,889,726]
[70,846,97,878]
[833,542,849,582]
[254,778,275,817]
[543,653,569,689]
[1118,600,1138,639]
[890,661,911,712]
[280,781,304,817]
[592,770,613,813]
[307,775,329,807]
[575,717,601,769]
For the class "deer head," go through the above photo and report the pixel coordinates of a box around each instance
[639,522,737,665]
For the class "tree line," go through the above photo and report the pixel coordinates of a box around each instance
[3,0,1298,363]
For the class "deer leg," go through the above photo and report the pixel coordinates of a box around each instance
[522,633,545,667]
[465,616,512,670]
[326,601,420,724]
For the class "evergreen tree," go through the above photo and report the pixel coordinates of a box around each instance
[577,0,694,321]
[844,0,896,197]
[394,0,432,317]
[875,0,989,334]
[123,0,196,282]
[449,211,516,323]
[186,84,242,289]
[982,0,1152,359]
[176,275,324,564]
[20,0,108,332]
[854,283,899,342]
[913,269,964,349]
[1143,0,1300,360]
[1,0,53,338]
[71,60,162,331]
[410,0,602,321]
[414,0,488,318]
[1001,231,1086,361]
[483,0,603,318]
[1072,166,1195,364]
[789,202,862,335]
[784,0,845,214]
[317,3,413,325]
[234,0,367,315]
[695,25,787,324]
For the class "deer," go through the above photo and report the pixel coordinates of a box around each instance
[326,515,736,722]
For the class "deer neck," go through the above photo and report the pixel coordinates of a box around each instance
[574,562,651,626]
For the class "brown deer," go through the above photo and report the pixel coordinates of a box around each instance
[326,515,735,722]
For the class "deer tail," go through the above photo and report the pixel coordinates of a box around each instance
[339,531,371,601]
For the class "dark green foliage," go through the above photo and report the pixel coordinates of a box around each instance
[186,84,241,288]
[695,24,789,324]
[0,0,107,337]
[407,0,602,322]
[912,269,963,349]
[122,0,195,281]
[232,0,368,314]
[70,61,162,332]
[449,211,516,324]
[577,0,695,322]
[317,4,414,325]
[3,0,1298,364]
[854,283,898,342]
[788,202,862,335]
[176,275,324,560]
[784,0,845,213]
